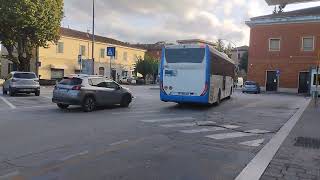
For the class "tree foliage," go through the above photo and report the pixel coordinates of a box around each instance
[239,51,248,73]
[0,0,64,71]
[134,55,159,82]
[213,40,232,58]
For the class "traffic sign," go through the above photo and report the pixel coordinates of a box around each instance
[107,47,116,57]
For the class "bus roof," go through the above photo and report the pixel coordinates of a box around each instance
[165,44,235,65]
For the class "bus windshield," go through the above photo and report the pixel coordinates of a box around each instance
[165,48,205,63]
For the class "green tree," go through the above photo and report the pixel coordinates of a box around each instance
[134,55,159,84]
[0,0,64,71]
[239,51,248,73]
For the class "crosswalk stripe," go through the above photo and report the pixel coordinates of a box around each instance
[239,139,265,147]
[206,132,257,140]
[180,127,225,134]
[221,124,241,129]
[160,121,215,128]
[245,129,270,134]
[141,117,194,123]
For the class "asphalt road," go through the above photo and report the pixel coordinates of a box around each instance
[0,86,308,180]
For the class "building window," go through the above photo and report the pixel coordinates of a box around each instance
[123,52,128,61]
[313,74,320,85]
[79,45,86,56]
[100,48,105,58]
[269,38,280,51]
[57,42,64,53]
[99,67,105,76]
[302,37,314,51]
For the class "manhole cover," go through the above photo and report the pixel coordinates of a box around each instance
[294,137,320,149]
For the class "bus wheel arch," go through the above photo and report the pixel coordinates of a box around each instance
[216,89,221,105]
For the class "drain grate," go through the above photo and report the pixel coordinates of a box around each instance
[294,137,320,149]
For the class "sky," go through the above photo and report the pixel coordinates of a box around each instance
[1,0,320,52]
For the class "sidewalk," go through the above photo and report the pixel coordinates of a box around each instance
[260,101,320,180]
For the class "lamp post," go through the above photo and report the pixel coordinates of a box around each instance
[316,51,320,106]
[91,0,95,75]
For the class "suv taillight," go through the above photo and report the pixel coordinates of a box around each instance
[72,85,82,90]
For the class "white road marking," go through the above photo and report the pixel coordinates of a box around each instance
[180,127,225,134]
[235,99,310,180]
[112,110,159,115]
[239,139,265,147]
[42,96,52,99]
[59,150,89,161]
[0,96,16,109]
[109,139,129,146]
[221,124,241,129]
[128,113,177,118]
[161,121,215,128]
[141,117,194,123]
[245,129,270,134]
[206,132,257,140]
[0,171,19,179]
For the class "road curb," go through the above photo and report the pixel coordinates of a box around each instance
[235,98,311,180]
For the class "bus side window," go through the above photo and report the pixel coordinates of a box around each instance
[223,76,226,90]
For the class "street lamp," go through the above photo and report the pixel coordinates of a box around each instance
[91,0,95,75]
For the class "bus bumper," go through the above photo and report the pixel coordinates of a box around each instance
[160,92,209,104]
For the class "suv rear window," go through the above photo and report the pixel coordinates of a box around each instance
[14,73,37,79]
[59,78,83,85]
[245,81,257,85]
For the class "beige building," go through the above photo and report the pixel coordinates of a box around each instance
[39,28,146,80]
[1,27,146,81]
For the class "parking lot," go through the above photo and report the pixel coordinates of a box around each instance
[0,86,309,180]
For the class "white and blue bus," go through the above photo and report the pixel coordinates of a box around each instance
[160,44,235,105]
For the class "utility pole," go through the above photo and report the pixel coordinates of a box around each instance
[316,65,319,106]
[92,0,95,75]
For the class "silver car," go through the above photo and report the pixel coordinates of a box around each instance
[52,75,133,112]
[2,71,40,96]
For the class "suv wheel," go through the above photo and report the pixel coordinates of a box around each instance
[35,90,40,96]
[57,103,69,109]
[216,90,221,105]
[120,95,132,107]
[2,87,7,95]
[9,87,15,96]
[82,96,96,112]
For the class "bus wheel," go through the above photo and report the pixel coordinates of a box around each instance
[226,87,232,99]
[216,90,221,105]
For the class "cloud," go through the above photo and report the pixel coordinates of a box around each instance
[62,0,320,46]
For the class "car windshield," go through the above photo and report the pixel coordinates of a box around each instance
[13,73,37,79]
[59,78,82,85]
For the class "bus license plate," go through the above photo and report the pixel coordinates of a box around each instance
[179,92,190,96]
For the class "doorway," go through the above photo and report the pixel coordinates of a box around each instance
[298,72,310,93]
[266,71,278,91]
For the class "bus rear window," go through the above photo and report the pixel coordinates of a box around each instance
[165,48,205,63]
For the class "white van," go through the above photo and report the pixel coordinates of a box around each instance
[236,77,244,88]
